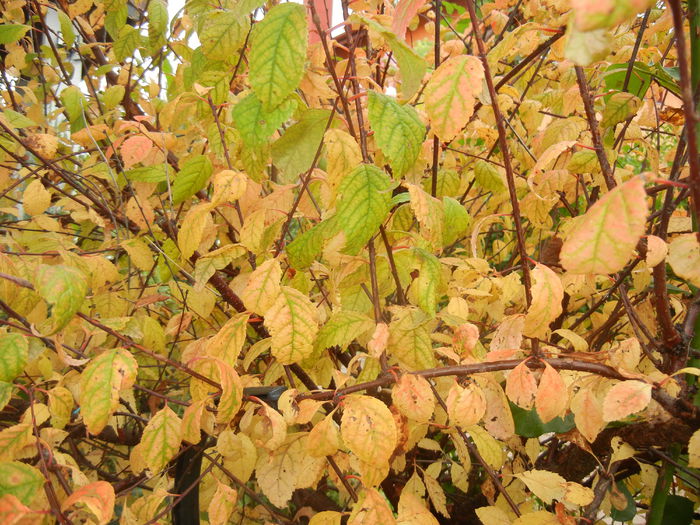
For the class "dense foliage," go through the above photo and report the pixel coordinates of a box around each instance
[0,0,699,523]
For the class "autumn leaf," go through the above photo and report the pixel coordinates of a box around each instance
[535,362,568,423]
[602,380,652,421]
[264,286,319,365]
[61,481,115,525]
[33,264,88,334]
[506,361,538,409]
[668,234,700,286]
[341,395,398,466]
[139,405,182,473]
[424,55,484,142]
[0,334,27,383]
[524,263,564,338]
[514,469,567,504]
[560,177,648,274]
[392,374,435,423]
[80,349,138,435]
[446,381,486,428]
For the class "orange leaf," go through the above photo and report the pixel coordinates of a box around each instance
[392,374,435,423]
[506,361,538,409]
[535,362,568,423]
[446,381,486,428]
[571,388,605,442]
[602,380,652,421]
[120,135,153,168]
[61,481,115,525]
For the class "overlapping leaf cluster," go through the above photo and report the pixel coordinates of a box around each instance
[0,0,699,523]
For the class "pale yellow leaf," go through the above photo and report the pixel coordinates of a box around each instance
[564,481,594,506]
[397,491,439,525]
[524,263,563,338]
[241,258,282,314]
[348,488,397,525]
[514,469,567,504]
[688,429,700,468]
[668,234,700,286]
[264,286,319,365]
[645,235,667,267]
[23,180,51,216]
[178,203,213,260]
[208,482,237,525]
[475,506,511,525]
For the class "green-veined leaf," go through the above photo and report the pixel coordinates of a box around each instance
[264,286,319,365]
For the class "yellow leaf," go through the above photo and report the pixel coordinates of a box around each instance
[217,430,257,483]
[397,491,439,525]
[535,362,568,423]
[392,374,435,423]
[341,395,398,465]
[552,329,588,352]
[688,429,700,468]
[23,179,51,216]
[120,238,155,272]
[478,376,515,440]
[524,263,563,338]
[560,177,648,274]
[602,380,651,421]
[48,386,73,430]
[325,128,362,188]
[506,361,538,409]
[512,510,560,525]
[446,381,486,428]
[475,506,511,525]
[181,400,204,444]
[255,434,304,507]
[0,424,32,462]
[264,286,319,365]
[211,169,247,205]
[178,202,213,260]
[241,258,282,314]
[423,469,450,517]
[348,488,397,525]
[310,511,343,525]
[208,482,237,525]
[668,234,700,286]
[465,425,503,469]
[514,469,567,504]
[407,183,444,250]
[80,349,138,435]
[140,405,182,473]
[564,481,594,506]
[61,481,115,525]
[307,413,341,457]
[206,313,249,368]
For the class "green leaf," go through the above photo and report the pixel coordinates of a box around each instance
[271,109,330,182]
[315,311,375,352]
[0,462,44,505]
[601,92,642,129]
[0,25,30,45]
[367,91,425,177]
[113,25,142,62]
[125,164,169,183]
[0,333,28,383]
[286,218,337,270]
[249,3,308,110]
[264,286,319,365]
[80,349,138,435]
[0,382,12,411]
[199,10,247,63]
[172,155,213,204]
[335,164,393,254]
[1,110,36,129]
[442,197,471,246]
[102,85,126,110]
[473,160,505,194]
[148,0,168,51]
[412,247,440,317]
[610,481,636,522]
[233,92,296,147]
[34,265,88,334]
[510,402,575,438]
[566,150,599,174]
[660,495,694,525]
[60,86,87,132]
[603,62,652,99]
[140,405,182,473]
[56,10,76,47]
